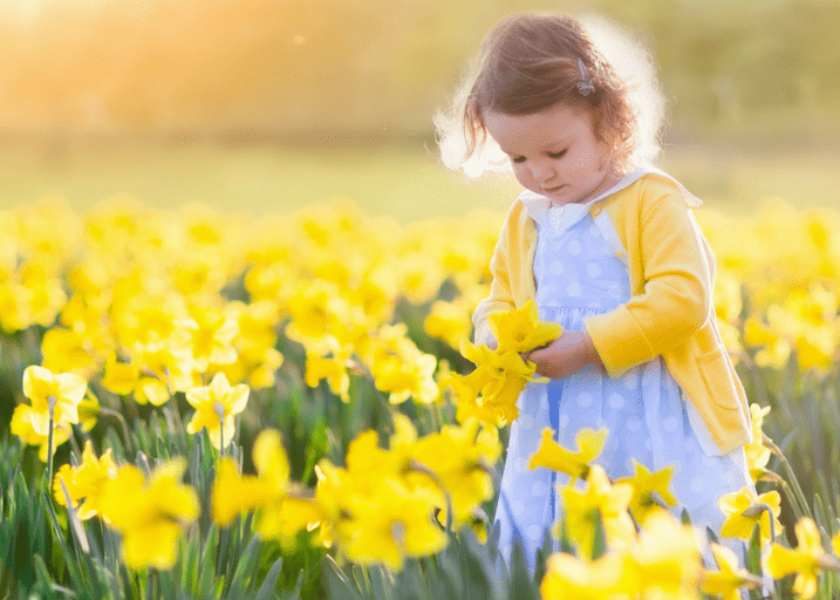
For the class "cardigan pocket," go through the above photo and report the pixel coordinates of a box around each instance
[697,346,742,410]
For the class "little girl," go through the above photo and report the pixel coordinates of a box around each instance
[437,13,753,569]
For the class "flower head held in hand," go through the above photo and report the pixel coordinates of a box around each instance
[449,300,560,424]
[489,299,562,354]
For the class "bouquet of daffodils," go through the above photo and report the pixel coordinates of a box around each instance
[448,300,561,424]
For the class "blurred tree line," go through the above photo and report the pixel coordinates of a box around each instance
[0,0,837,141]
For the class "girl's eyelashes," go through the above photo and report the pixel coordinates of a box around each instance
[509,149,567,163]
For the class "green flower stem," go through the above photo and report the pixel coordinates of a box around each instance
[764,434,814,521]
[46,394,57,492]
[214,400,226,460]
[67,428,83,464]
[219,415,225,460]
[100,407,134,454]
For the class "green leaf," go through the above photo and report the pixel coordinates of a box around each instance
[254,557,284,600]
[323,554,366,600]
[227,535,263,598]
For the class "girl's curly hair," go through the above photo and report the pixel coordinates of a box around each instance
[437,13,664,177]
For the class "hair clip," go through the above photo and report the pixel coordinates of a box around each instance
[576,59,595,96]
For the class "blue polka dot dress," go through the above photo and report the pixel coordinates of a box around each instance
[493,184,751,571]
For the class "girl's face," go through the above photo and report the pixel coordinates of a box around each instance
[484,103,620,206]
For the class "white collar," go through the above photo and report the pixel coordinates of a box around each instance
[518,165,701,227]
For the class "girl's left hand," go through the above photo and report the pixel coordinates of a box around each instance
[526,332,603,379]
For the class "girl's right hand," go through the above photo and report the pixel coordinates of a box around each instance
[526,332,603,379]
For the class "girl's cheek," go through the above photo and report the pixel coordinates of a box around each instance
[512,165,530,187]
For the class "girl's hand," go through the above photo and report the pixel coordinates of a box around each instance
[526,332,603,379]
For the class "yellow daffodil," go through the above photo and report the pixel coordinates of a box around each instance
[285,281,360,346]
[424,299,472,349]
[488,299,562,354]
[180,307,239,372]
[615,460,677,522]
[369,333,439,405]
[529,427,607,481]
[767,517,831,600]
[40,327,98,376]
[561,465,635,558]
[185,372,249,450]
[314,429,447,571]
[101,352,140,396]
[98,459,199,570]
[718,487,782,543]
[217,299,284,389]
[305,348,353,402]
[213,449,322,547]
[625,510,702,597]
[540,552,627,600]
[339,478,448,571]
[399,417,502,532]
[77,393,100,432]
[213,458,275,526]
[396,254,446,305]
[454,340,536,423]
[743,316,791,369]
[53,440,117,520]
[744,403,773,481]
[22,365,87,436]
[249,429,323,543]
[10,404,71,461]
[701,542,761,600]
[1,262,67,331]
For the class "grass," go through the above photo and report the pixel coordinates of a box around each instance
[1,136,839,221]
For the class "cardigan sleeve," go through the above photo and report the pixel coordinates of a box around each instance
[471,211,519,346]
[584,179,713,377]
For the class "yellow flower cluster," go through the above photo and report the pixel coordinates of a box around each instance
[699,201,840,372]
[212,429,323,546]
[448,300,561,423]
[528,429,710,598]
[768,517,840,599]
[53,443,197,570]
[528,421,840,600]
[314,414,501,570]
[541,511,703,600]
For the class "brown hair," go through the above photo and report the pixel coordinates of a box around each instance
[457,13,638,173]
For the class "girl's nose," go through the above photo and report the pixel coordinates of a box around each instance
[529,160,554,183]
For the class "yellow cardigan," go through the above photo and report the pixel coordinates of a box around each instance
[472,173,752,455]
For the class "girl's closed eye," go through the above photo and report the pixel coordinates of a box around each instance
[511,150,566,163]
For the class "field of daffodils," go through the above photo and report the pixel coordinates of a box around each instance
[2,196,840,599]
